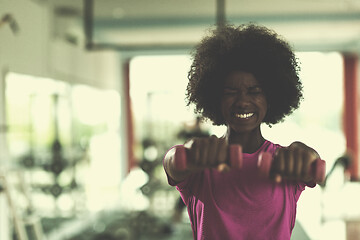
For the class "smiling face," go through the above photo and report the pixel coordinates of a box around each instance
[221,71,268,135]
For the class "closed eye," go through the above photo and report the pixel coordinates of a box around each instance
[223,86,264,95]
[223,88,237,95]
[248,86,263,94]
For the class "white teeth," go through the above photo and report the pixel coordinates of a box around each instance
[235,113,254,119]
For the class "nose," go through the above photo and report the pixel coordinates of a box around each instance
[234,92,251,108]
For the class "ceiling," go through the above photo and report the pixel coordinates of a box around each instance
[51,0,360,53]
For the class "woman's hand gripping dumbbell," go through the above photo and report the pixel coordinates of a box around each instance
[173,136,243,173]
[258,142,326,184]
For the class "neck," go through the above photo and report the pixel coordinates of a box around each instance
[225,126,265,154]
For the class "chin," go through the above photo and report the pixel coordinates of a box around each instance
[229,125,259,135]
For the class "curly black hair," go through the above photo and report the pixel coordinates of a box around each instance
[186,23,303,126]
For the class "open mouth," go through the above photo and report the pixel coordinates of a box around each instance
[234,112,254,119]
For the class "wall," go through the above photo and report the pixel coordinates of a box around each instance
[0,0,122,86]
[50,39,121,89]
[0,0,125,239]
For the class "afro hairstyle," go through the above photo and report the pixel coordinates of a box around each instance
[186,23,303,126]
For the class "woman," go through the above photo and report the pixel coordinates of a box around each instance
[163,23,322,239]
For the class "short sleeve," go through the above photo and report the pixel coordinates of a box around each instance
[294,180,316,202]
[164,169,200,206]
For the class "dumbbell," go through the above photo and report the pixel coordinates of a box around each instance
[173,144,243,171]
[258,152,326,183]
[173,145,326,183]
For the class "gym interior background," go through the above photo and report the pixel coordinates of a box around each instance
[1,0,360,239]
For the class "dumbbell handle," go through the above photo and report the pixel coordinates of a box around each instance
[173,144,243,171]
[258,152,326,183]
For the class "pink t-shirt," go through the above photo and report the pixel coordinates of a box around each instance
[165,140,313,240]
